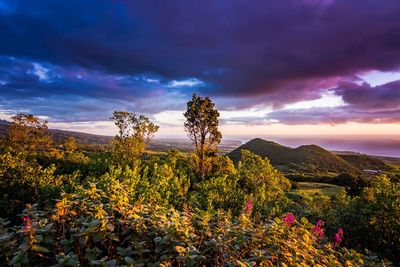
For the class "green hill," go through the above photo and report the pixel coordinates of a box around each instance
[337,154,390,171]
[227,138,358,175]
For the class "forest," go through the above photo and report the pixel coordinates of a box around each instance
[0,94,399,266]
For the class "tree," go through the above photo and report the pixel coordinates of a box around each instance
[184,94,222,177]
[63,137,78,154]
[110,111,159,165]
[8,113,52,153]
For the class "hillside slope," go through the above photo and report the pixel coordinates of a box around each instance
[0,122,241,153]
[0,123,112,145]
[337,154,390,171]
[227,138,358,175]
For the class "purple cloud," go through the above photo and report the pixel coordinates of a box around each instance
[267,107,400,125]
[334,80,400,111]
[0,0,400,123]
[265,80,400,125]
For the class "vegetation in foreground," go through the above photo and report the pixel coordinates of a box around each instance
[0,94,399,266]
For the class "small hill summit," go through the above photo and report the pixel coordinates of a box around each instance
[227,138,358,175]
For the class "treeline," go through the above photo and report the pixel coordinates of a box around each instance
[0,94,399,265]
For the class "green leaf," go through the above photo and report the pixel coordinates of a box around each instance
[32,245,50,253]
[125,256,134,264]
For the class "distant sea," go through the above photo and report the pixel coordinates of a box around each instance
[225,135,400,158]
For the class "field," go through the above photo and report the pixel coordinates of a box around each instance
[293,182,344,197]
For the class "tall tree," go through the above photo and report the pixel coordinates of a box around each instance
[8,113,52,153]
[184,94,222,177]
[110,111,159,165]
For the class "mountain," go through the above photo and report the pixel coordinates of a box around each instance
[227,138,358,175]
[0,122,241,153]
[0,120,10,136]
[0,123,112,145]
[48,129,113,144]
[0,119,10,125]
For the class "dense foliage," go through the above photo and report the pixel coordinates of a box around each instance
[0,110,399,265]
[0,174,387,266]
[1,145,398,265]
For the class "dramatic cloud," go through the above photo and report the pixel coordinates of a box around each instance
[267,107,400,125]
[335,80,400,111]
[0,56,199,121]
[266,81,400,124]
[0,0,400,125]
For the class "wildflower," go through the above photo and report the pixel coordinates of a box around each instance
[246,200,253,214]
[337,228,343,236]
[315,220,324,228]
[312,220,325,238]
[23,221,31,235]
[22,216,31,235]
[283,213,296,226]
[334,233,342,243]
[334,228,344,246]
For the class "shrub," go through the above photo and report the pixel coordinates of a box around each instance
[335,175,400,262]
[236,150,292,217]
[0,152,77,219]
[0,183,386,266]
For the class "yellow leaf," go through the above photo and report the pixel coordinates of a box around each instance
[175,246,186,253]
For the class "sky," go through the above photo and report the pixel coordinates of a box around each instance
[1,0,400,144]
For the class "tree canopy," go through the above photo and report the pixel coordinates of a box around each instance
[184,94,222,177]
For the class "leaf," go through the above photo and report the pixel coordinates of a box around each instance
[91,260,105,265]
[32,245,49,253]
[106,259,117,267]
[125,256,134,264]
[175,246,186,253]
[93,232,104,243]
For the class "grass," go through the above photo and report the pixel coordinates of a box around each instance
[293,182,344,197]
[385,163,400,175]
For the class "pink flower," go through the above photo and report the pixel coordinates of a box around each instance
[283,213,296,227]
[334,228,344,246]
[334,233,342,243]
[23,223,30,235]
[312,220,325,238]
[246,200,253,214]
[337,228,343,236]
[22,216,31,235]
[315,220,324,228]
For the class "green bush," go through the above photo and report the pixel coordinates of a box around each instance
[0,182,386,266]
[236,150,292,217]
[0,146,397,265]
[334,175,400,262]
[0,152,78,219]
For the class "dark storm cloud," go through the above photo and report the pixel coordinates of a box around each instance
[334,80,400,111]
[0,57,194,121]
[1,0,400,122]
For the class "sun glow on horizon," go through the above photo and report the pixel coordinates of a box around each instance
[42,120,400,140]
